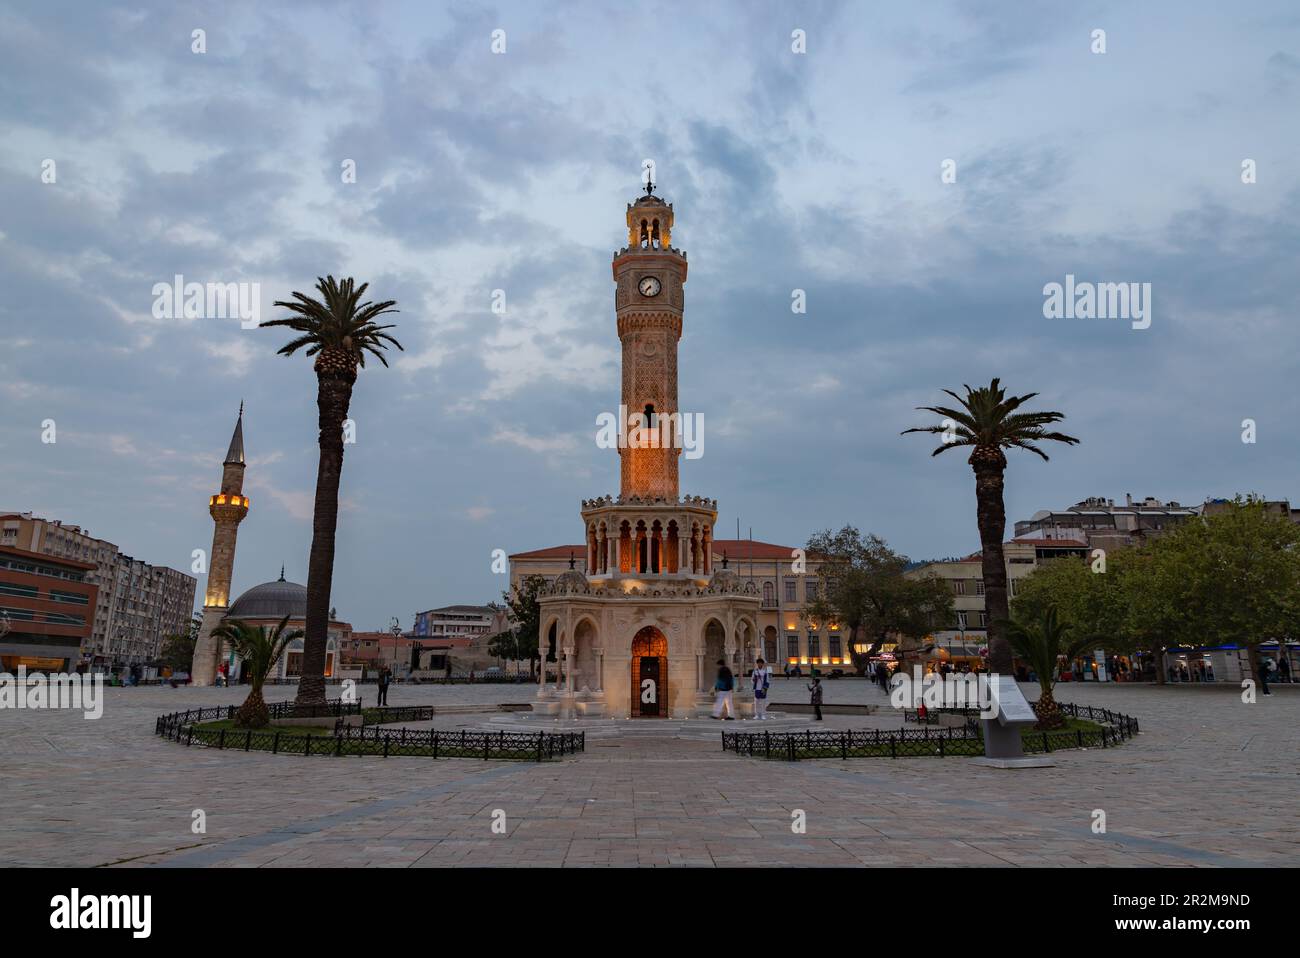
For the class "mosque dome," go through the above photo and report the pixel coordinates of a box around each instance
[228,570,307,619]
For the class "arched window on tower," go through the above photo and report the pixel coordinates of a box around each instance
[639,219,650,249]
[651,219,661,249]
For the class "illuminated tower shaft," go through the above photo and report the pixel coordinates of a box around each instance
[614,190,687,500]
[191,408,249,686]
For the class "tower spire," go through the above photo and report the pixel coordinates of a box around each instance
[224,404,245,465]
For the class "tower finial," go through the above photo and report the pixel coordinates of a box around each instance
[224,406,246,465]
[278,564,285,581]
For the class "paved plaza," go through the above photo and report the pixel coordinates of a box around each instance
[2,679,1296,867]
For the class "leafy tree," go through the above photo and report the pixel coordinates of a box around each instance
[804,527,954,674]
[159,633,195,674]
[498,575,547,677]
[1012,552,1133,656]
[1145,496,1300,681]
[211,616,303,728]
[1005,606,1102,729]
[261,276,402,706]
[903,379,1078,676]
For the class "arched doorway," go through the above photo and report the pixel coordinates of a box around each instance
[630,626,668,717]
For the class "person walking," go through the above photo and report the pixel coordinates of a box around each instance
[807,676,824,721]
[377,667,391,707]
[711,659,736,720]
[752,657,771,720]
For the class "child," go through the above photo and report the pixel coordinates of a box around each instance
[807,676,823,721]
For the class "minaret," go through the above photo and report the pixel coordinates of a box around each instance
[191,405,250,686]
[614,181,687,500]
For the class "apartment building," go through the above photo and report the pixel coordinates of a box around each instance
[0,545,99,673]
[0,512,196,670]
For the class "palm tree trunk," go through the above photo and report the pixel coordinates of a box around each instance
[236,683,270,728]
[296,368,354,706]
[972,459,1013,676]
[1032,682,1064,729]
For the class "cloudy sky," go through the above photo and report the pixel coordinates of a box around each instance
[3,1,1298,631]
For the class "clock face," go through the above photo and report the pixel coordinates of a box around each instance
[638,276,662,297]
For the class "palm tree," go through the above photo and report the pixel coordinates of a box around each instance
[903,379,1078,677]
[1004,606,1100,729]
[212,616,303,728]
[261,276,401,706]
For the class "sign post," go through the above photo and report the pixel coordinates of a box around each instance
[971,674,1054,768]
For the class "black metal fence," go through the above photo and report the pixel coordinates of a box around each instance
[266,700,362,719]
[153,706,583,761]
[722,703,1140,761]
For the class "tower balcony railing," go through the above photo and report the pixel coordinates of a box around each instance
[581,493,717,511]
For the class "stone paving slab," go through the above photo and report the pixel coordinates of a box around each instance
[0,681,1296,867]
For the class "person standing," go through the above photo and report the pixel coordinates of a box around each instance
[752,657,771,720]
[1279,656,1292,684]
[711,659,735,720]
[807,676,824,721]
[1258,660,1272,696]
[377,666,391,707]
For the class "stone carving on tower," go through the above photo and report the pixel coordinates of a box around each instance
[191,405,250,686]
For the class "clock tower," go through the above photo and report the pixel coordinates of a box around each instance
[613,184,687,500]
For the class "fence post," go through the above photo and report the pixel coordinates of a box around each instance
[245,729,252,751]
[433,731,440,759]
[335,733,342,757]
[939,737,945,757]
[787,739,796,762]
[840,733,847,760]
[218,728,226,750]
[484,736,490,760]
[1076,729,1084,749]
[1041,732,1049,753]
[889,735,896,759]
[765,731,771,759]
[537,733,544,762]
[383,735,390,758]
[186,726,193,747]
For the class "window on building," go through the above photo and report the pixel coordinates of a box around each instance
[805,580,818,602]
[784,579,796,603]
[952,580,965,596]
[975,579,985,596]
[786,635,799,660]
[807,634,820,659]
[829,634,842,658]
[762,581,775,607]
